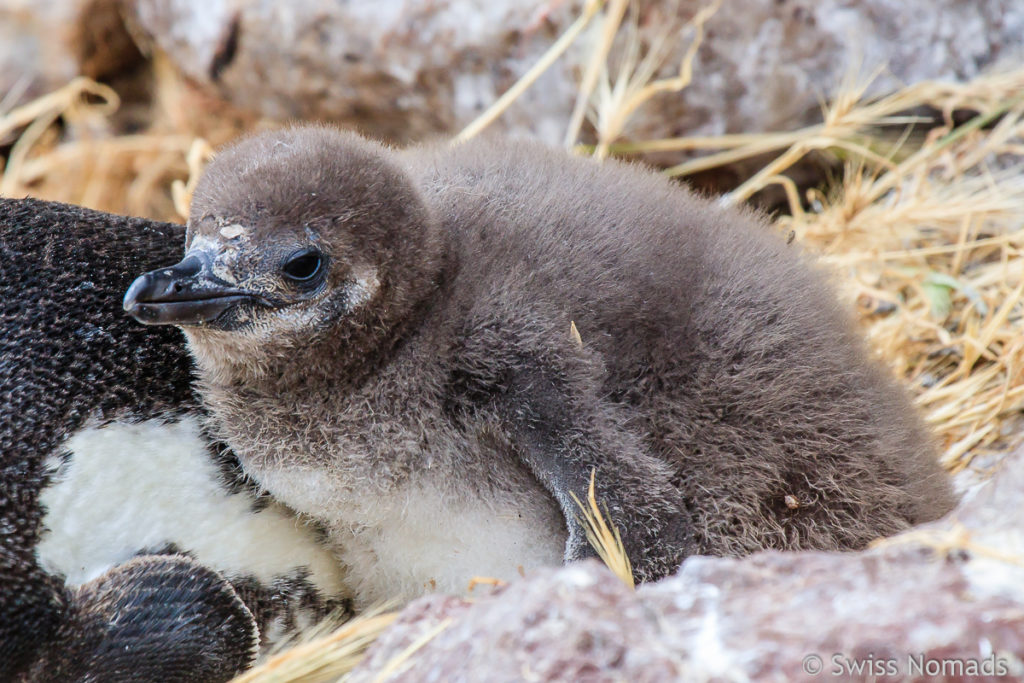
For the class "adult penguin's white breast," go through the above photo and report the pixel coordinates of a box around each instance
[37,415,345,601]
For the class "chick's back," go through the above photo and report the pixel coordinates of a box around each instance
[403,138,956,555]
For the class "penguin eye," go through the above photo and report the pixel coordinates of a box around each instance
[282,249,323,282]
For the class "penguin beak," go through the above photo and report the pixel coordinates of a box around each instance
[124,253,262,326]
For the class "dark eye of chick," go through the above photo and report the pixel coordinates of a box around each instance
[282,249,324,282]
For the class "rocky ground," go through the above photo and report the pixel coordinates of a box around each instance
[4,0,1023,146]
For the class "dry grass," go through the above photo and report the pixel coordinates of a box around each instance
[570,469,635,588]
[5,1,1024,678]
[0,75,192,220]
[757,73,1024,473]
[232,609,398,683]
[0,54,246,221]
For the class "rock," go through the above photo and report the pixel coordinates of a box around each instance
[0,0,140,115]
[126,0,1024,145]
[348,447,1024,681]
[127,0,561,144]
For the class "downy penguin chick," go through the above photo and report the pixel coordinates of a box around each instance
[0,198,349,680]
[125,127,956,605]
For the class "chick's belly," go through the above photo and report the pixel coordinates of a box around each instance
[336,483,567,606]
[255,464,567,605]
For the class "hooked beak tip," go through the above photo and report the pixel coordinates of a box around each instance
[123,273,152,315]
[124,254,257,326]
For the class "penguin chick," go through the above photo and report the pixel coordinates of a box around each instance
[125,126,956,605]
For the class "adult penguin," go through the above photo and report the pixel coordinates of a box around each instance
[0,198,349,681]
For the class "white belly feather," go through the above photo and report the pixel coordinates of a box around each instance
[257,466,567,607]
[37,416,346,598]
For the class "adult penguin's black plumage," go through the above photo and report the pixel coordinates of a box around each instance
[0,198,349,681]
[125,126,957,606]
